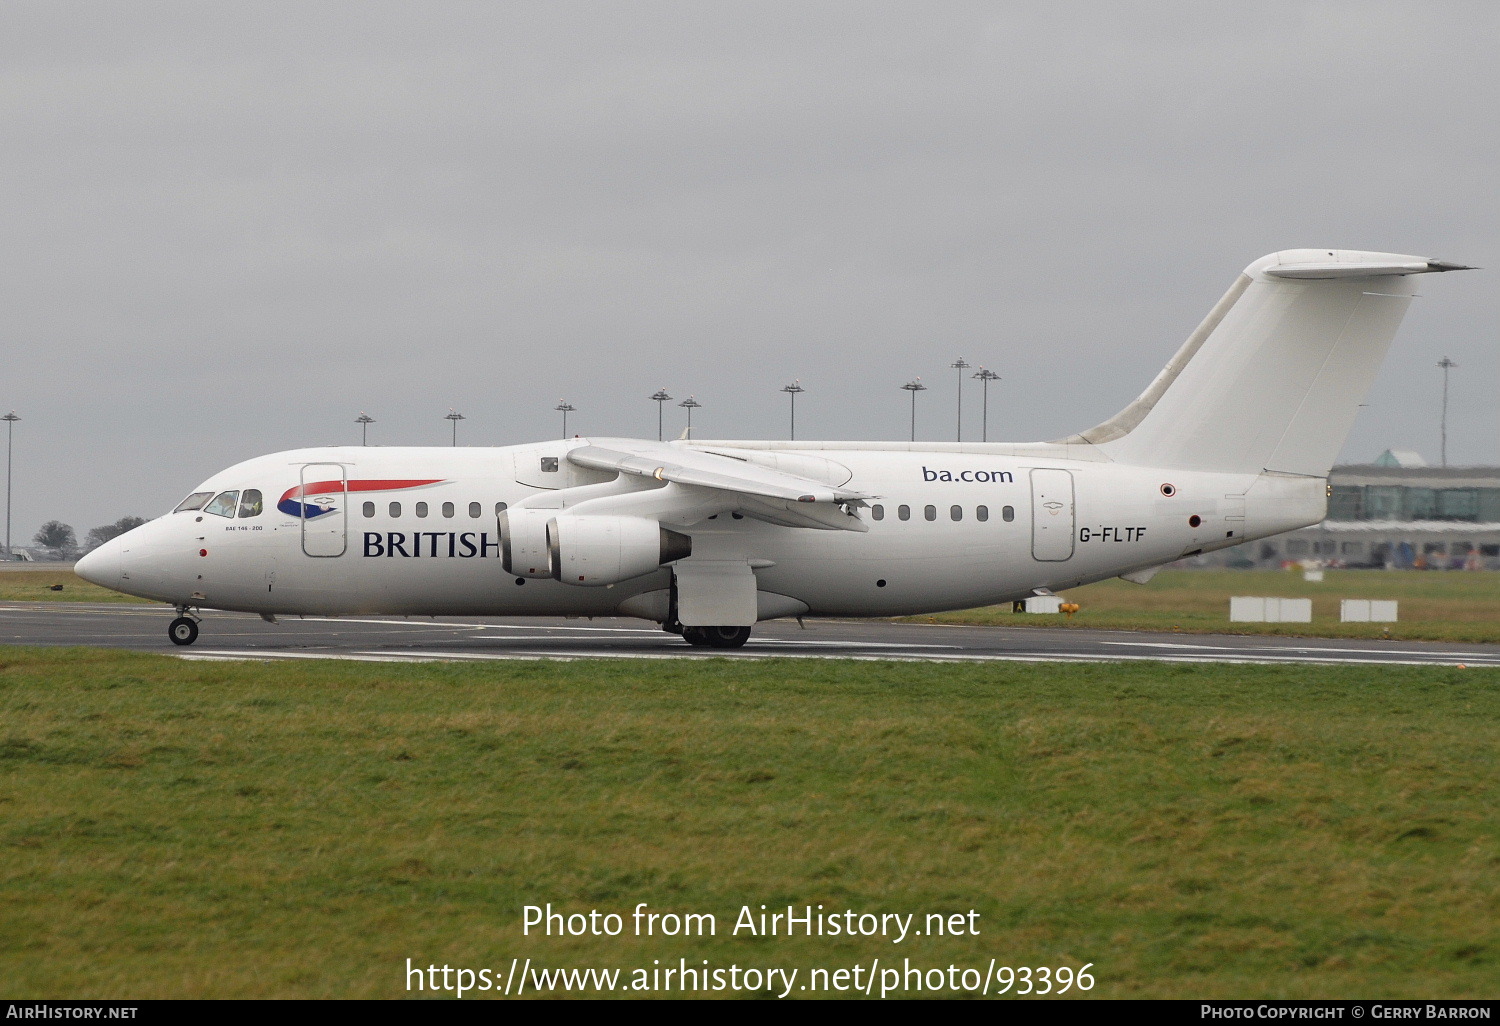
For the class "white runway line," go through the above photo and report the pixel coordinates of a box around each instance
[170,646,1499,668]
[296,617,663,634]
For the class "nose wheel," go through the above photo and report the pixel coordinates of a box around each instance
[168,614,200,646]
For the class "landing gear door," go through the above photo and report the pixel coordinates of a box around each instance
[1030,468,1075,562]
[299,463,347,557]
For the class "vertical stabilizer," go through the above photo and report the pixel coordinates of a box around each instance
[1069,250,1472,477]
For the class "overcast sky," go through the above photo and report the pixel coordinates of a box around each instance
[2,1,1496,546]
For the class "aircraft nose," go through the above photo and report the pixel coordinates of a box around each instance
[75,540,126,586]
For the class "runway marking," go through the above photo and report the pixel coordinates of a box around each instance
[170,647,1498,668]
[8,602,1498,668]
[297,617,662,634]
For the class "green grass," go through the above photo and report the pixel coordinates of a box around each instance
[0,567,143,604]
[922,569,1500,643]
[2,648,1497,998]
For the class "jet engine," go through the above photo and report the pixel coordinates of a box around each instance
[499,507,555,579]
[546,515,692,586]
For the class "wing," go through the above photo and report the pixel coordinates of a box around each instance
[564,440,872,532]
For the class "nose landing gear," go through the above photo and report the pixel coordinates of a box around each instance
[168,607,201,646]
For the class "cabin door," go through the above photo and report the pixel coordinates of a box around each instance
[299,463,348,557]
[1030,468,1075,562]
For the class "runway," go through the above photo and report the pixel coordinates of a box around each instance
[2,601,1498,667]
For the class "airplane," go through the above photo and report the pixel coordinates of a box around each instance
[76,249,1472,648]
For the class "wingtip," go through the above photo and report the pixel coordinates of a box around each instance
[1427,260,1478,272]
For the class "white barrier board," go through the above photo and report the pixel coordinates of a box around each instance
[1230,597,1312,623]
[1341,599,1398,623]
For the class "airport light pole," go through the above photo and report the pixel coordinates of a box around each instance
[2,412,16,558]
[650,389,672,442]
[951,357,970,441]
[972,368,1000,442]
[1438,356,1457,468]
[555,400,575,439]
[678,395,701,438]
[781,380,804,440]
[355,412,374,446]
[901,379,926,442]
[445,409,465,446]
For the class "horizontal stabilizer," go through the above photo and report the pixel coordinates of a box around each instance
[1265,258,1475,279]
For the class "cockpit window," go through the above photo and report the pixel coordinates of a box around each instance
[238,489,263,518]
[204,490,240,518]
[174,491,214,513]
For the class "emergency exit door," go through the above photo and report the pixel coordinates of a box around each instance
[1030,468,1075,561]
[299,463,347,557]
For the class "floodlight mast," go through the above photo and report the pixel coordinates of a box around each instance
[780,381,804,440]
[650,389,672,442]
[2,412,17,557]
[444,409,465,446]
[355,412,374,446]
[972,368,1000,442]
[555,400,575,439]
[1438,357,1457,468]
[951,358,970,441]
[678,395,701,438]
[901,379,926,442]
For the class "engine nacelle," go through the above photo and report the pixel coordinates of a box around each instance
[547,515,692,587]
[499,507,555,579]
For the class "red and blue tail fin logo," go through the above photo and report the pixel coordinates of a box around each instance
[277,479,443,519]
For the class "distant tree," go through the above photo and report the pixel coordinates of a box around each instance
[84,516,147,552]
[33,521,78,559]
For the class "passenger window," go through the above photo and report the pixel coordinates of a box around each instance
[442,502,454,518]
[898,504,911,521]
[924,505,936,522]
[871,504,884,521]
[362,501,375,518]
[468,502,481,518]
[496,501,508,515]
[174,491,214,513]
[415,502,428,518]
[389,502,402,518]
[1002,505,1015,522]
[950,505,962,522]
[977,505,989,522]
[204,491,239,518]
[238,489,263,518]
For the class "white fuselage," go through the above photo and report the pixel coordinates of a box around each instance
[77,438,1326,620]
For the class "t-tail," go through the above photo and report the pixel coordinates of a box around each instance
[1065,249,1474,476]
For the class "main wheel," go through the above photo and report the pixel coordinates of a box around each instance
[168,617,199,646]
[681,625,752,648]
[701,625,752,649]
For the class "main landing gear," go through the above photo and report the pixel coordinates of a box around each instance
[681,625,752,649]
[662,583,752,649]
[168,607,200,646]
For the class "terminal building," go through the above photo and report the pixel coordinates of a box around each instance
[1211,451,1500,570]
